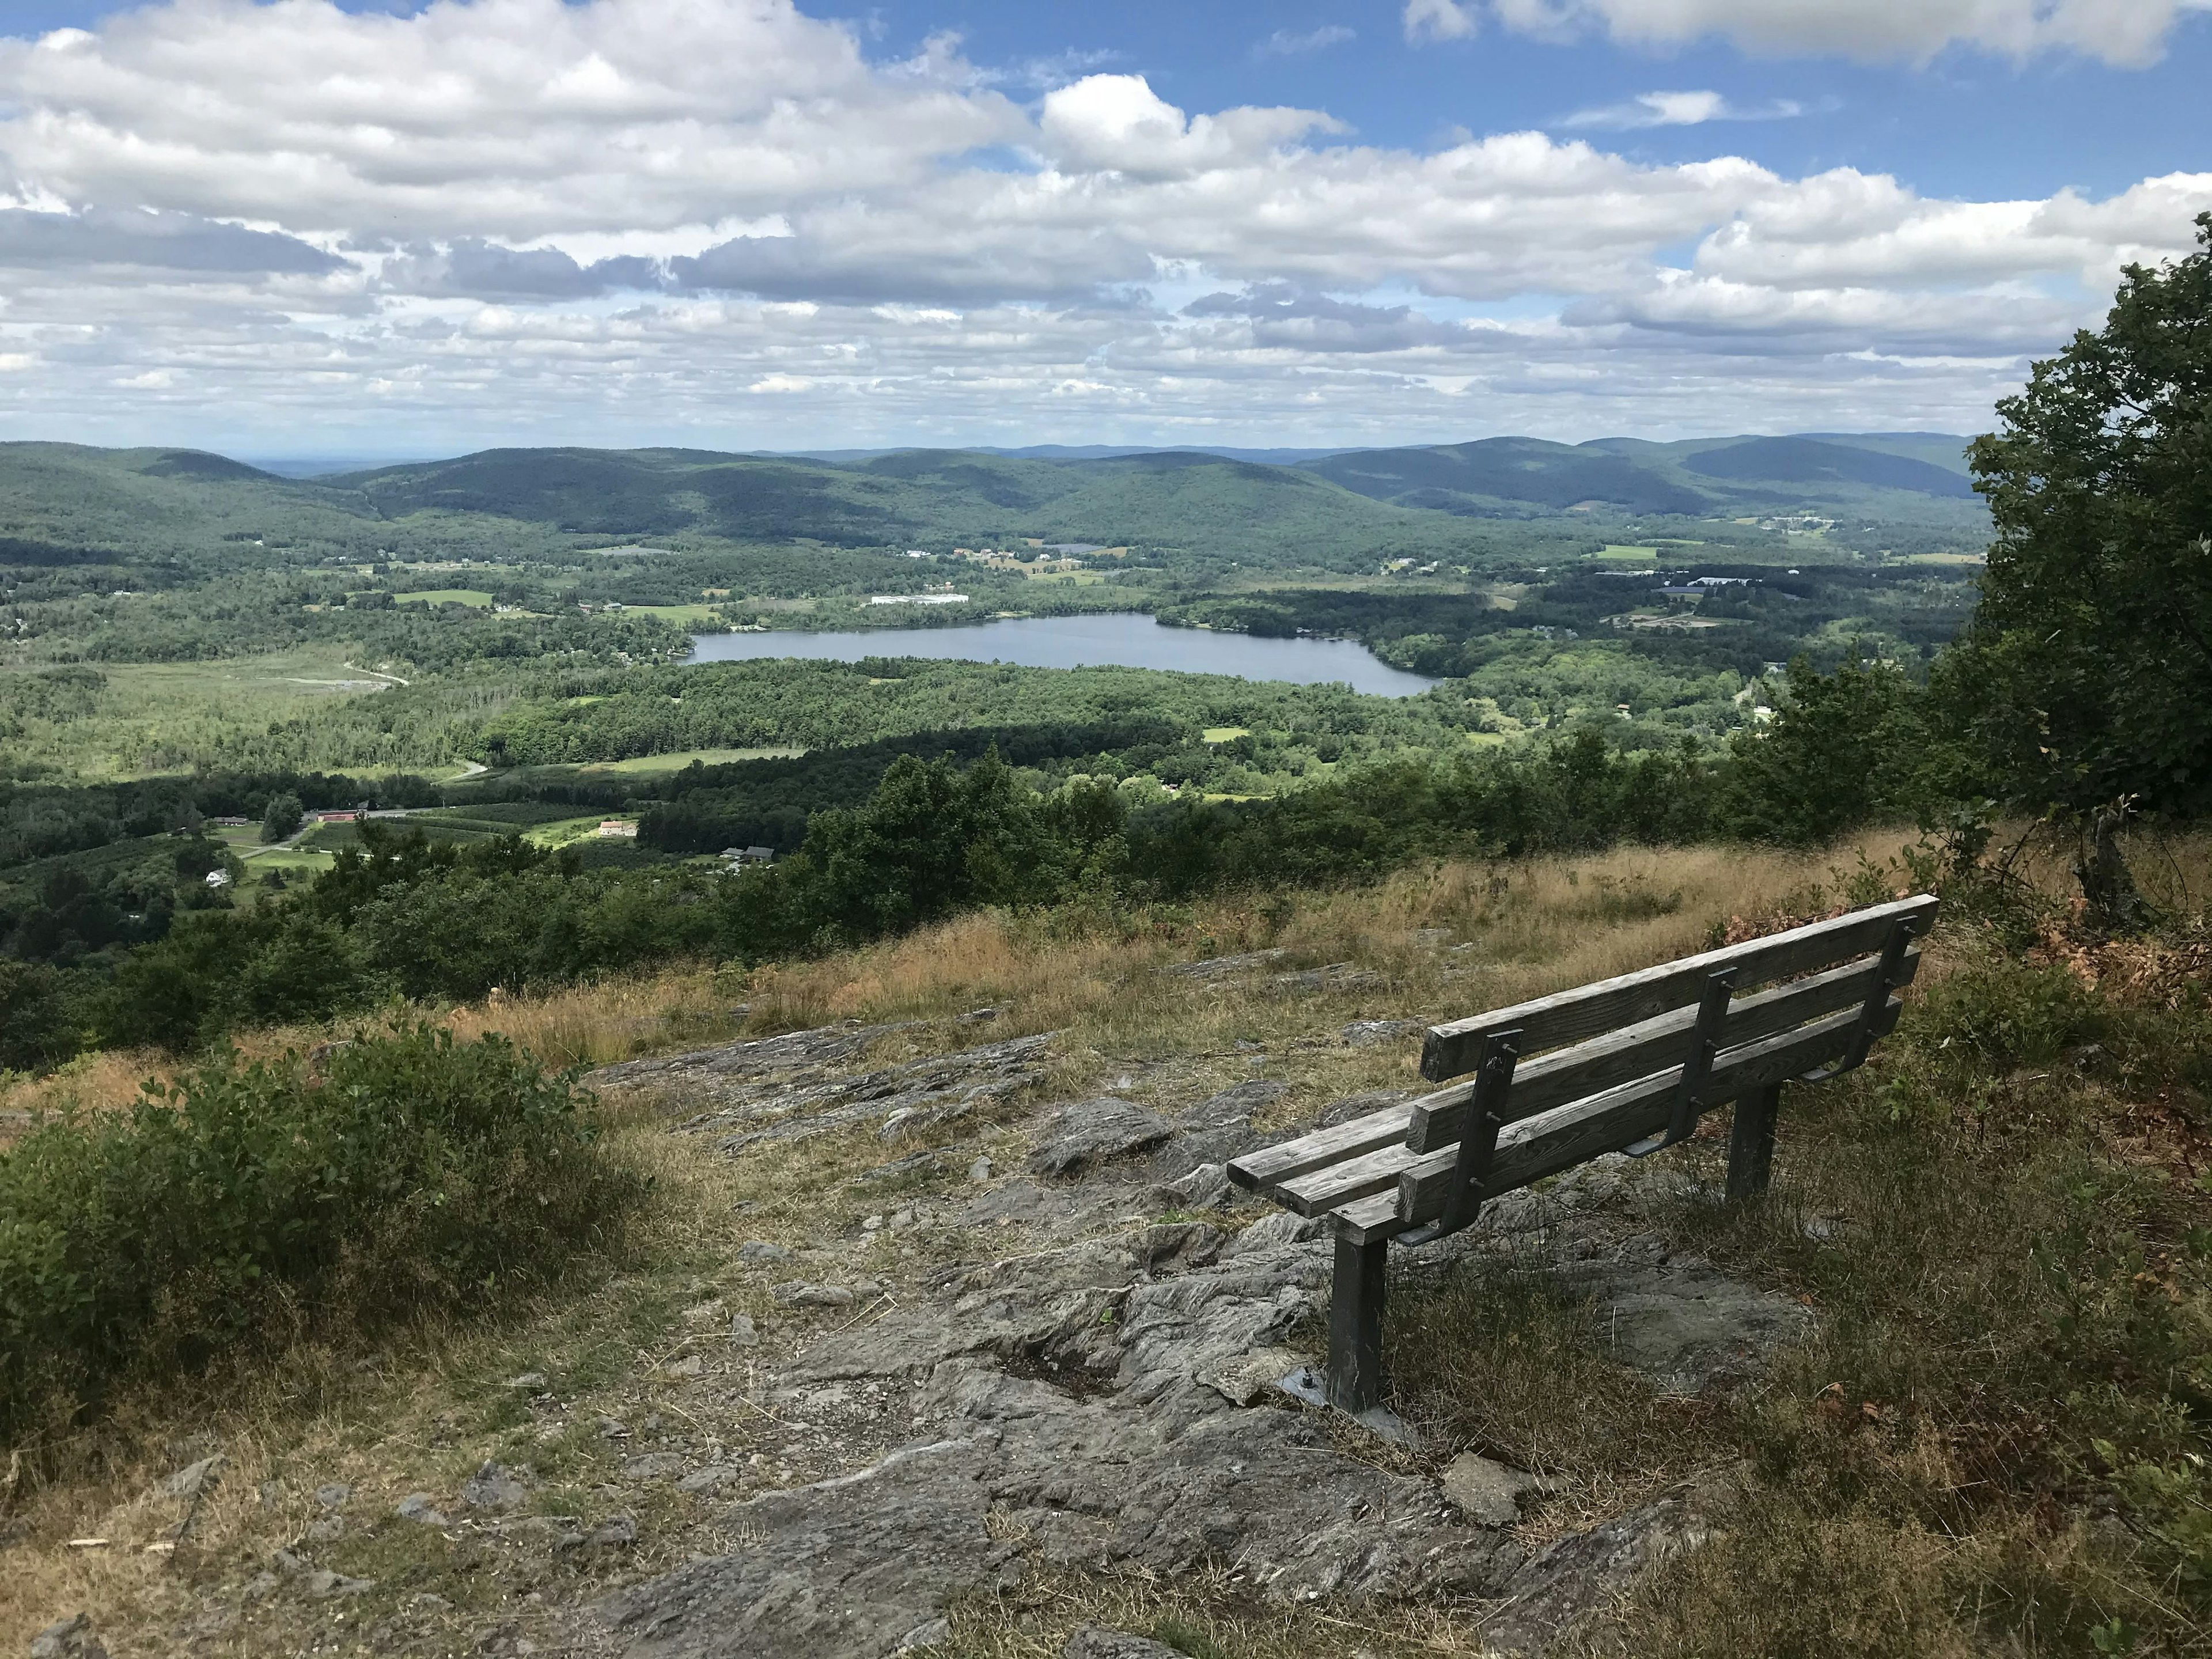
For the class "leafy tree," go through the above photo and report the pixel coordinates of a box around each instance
[1941,211,2212,920]
[1719,657,1922,844]
[261,792,304,843]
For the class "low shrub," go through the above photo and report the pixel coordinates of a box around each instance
[0,1025,642,1443]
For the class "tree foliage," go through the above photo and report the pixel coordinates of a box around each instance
[1946,211,2212,819]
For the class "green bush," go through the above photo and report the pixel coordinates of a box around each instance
[0,1025,637,1440]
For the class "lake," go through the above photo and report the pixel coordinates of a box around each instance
[685,612,1437,698]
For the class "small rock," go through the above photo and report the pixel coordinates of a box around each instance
[889,1207,915,1230]
[773,1282,856,1309]
[968,1155,993,1182]
[1064,1627,1188,1658]
[304,1516,345,1542]
[394,1493,450,1526]
[666,1353,706,1378]
[896,1616,952,1651]
[1441,1452,1544,1527]
[312,1482,351,1509]
[409,1593,454,1612]
[241,1571,281,1603]
[597,1416,630,1440]
[162,1454,223,1499]
[676,1465,742,1495]
[1200,1345,1312,1407]
[739,1240,792,1263]
[1342,1018,1424,1047]
[862,1214,884,1232]
[29,1613,108,1659]
[1158,1161,1230,1211]
[463,1461,529,1512]
[1221,1210,1326,1255]
[589,1513,638,1548]
[622,1452,688,1481]
[1027,1097,1175,1177]
[505,1372,548,1391]
[270,1548,312,1575]
[304,1569,374,1599]
[729,1313,760,1347]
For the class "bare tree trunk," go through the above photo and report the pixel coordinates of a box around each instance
[2075,804,2147,934]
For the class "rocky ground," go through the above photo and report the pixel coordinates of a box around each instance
[30,981,1819,1659]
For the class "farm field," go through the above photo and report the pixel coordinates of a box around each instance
[394,589,495,607]
[0,650,409,781]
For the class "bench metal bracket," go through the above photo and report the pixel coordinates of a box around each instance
[1625,967,1736,1157]
[1434,1027,1521,1238]
[1800,917,1915,1084]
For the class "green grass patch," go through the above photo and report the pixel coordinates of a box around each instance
[571,747,808,775]
[1200,726,1251,743]
[395,589,495,607]
[0,1027,645,1443]
[1595,545,1660,563]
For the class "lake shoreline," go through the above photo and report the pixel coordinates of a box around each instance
[684,611,1437,699]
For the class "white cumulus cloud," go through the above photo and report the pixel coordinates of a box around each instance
[0,0,2202,451]
[1564,90,1808,128]
[1486,0,2211,66]
[1403,0,1481,42]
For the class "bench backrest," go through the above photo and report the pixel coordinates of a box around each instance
[1228,893,1939,1244]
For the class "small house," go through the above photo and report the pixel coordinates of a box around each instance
[597,820,638,839]
[315,809,361,824]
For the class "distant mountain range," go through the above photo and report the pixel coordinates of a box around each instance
[0,430,1983,573]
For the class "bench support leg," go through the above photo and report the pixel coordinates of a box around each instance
[1726,1082,1782,1203]
[1325,1235,1388,1415]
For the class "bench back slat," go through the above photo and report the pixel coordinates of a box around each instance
[1368,994,1903,1241]
[1420,893,1937,1082]
[1402,944,1921,1153]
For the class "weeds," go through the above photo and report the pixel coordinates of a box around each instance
[0,1025,650,1446]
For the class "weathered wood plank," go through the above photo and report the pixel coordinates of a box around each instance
[1277,1139,1425,1217]
[1384,998,1900,1234]
[1403,944,1921,1153]
[1421,894,1937,1082]
[1226,1102,1416,1195]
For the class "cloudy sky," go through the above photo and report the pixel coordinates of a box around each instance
[0,0,2207,458]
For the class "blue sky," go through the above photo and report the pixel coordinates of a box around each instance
[0,0,2205,455]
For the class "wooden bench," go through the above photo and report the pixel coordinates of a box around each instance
[1227,893,1940,1417]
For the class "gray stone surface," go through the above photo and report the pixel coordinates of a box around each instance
[393,1493,449,1526]
[462,1461,529,1511]
[162,1454,222,1498]
[1571,1260,1813,1396]
[646,1032,1056,1157]
[29,1614,107,1659]
[1065,1628,1189,1658]
[1440,1453,1544,1527]
[1158,950,1286,982]
[1027,1097,1174,1176]
[607,1361,1516,1658]
[1342,1019,1424,1047]
[1482,1479,1722,1656]
[589,1018,1802,1659]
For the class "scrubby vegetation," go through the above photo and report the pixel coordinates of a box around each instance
[0,1025,641,1444]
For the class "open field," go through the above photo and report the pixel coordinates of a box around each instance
[393,589,494,607]
[1594,545,1659,563]
[541,746,808,777]
[0,650,411,781]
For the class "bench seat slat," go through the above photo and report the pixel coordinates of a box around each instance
[1276,1140,1423,1217]
[1421,894,1936,1082]
[1355,995,1902,1243]
[1226,1103,1415,1196]
[1403,944,1920,1153]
